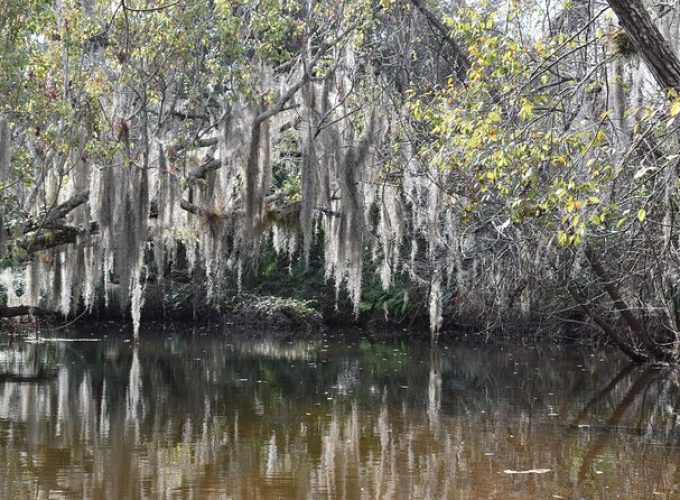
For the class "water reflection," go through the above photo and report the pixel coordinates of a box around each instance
[0,330,678,498]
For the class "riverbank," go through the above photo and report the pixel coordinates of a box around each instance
[0,294,606,349]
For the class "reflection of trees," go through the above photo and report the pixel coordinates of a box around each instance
[574,364,680,490]
[0,334,678,498]
[0,340,58,382]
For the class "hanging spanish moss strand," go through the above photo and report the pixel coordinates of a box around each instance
[0,117,9,261]
[300,83,321,265]
[130,162,150,339]
[114,164,133,311]
[154,142,168,285]
[244,113,264,243]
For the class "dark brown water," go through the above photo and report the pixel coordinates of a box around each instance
[0,328,679,499]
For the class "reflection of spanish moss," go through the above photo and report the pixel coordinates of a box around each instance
[427,350,442,429]
[126,346,142,441]
[1,336,679,498]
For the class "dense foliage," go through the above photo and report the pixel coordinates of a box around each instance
[2,0,680,362]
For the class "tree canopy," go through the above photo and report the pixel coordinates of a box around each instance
[2,0,680,362]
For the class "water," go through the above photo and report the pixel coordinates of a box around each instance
[0,328,678,499]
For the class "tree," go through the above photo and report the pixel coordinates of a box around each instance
[0,0,462,339]
[4,0,680,364]
[413,0,680,361]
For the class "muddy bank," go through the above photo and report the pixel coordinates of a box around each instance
[1,293,607,348]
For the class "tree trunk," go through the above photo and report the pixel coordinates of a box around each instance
[584,245,672,362]
[567,284,648,363]
[607,0,680,93]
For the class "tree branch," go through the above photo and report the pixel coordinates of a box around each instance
[44,190,90,224]
[18,190,91,234]
[187,157,221,183]
[408,0,470,80]
[567,284,648,362]
[9,222,98,258]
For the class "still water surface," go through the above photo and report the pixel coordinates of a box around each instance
[0,328,678,499]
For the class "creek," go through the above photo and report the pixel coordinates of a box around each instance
[0,327,677,498]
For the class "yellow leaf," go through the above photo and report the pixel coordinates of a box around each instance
[519,98,533,120]
[671,100,680,118]
[558,232,568,246]
[566,198,577,213]
[637,208,646,222]
[488,111,502,123]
